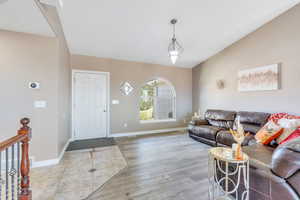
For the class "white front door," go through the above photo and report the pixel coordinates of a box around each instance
[73,71,108,140]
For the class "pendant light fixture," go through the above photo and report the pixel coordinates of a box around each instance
[168,19,183,64]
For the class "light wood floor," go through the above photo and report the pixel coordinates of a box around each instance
[86,132,210,200]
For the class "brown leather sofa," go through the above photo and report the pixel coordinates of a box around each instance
[241,139,300,200]
[188,109,270,147]
[188,109,300,200]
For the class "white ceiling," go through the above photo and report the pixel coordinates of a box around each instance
[0,0,54,36]
[1,0,300,68]
[58,0,299,68]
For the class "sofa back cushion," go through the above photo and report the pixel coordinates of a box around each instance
[205,109,236,128]
[237,111,270,126]
[207,119,233,129]
[236,111,270,134]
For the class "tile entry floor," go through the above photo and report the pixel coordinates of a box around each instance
[31,145,127,200]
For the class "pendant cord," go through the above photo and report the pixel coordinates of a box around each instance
[173,23,176,39]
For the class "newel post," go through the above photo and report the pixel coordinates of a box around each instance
[18,118,32,200]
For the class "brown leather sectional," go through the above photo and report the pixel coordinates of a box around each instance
[188,109,269,146]
[188,109,300,200]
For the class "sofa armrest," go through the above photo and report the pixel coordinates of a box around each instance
[189,119,209,126]
[242,134,256,146]
[247,137,258,146]
[271,138,300,179]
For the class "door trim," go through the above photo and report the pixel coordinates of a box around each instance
[71,69,110,140]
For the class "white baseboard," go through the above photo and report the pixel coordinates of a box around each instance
[58,138,72,162]
[32,158,59,168]
[32,138,72,168]
[110,127,187,138]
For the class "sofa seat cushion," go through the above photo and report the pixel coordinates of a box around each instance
[288,171,300,196]
[243,144,274,169]
[237,144,275,198]
[191,125,222,140]
[216,130,255,146]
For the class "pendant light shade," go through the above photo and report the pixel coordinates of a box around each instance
[168,19,183,64]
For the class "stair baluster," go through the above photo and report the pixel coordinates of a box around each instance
[0,118,32,200]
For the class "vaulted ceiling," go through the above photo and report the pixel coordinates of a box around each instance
[1,0,299,68]
[0,0,54,36]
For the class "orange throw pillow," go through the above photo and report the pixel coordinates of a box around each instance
[255,121,284,145]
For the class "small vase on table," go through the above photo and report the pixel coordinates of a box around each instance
[230,119,247,160]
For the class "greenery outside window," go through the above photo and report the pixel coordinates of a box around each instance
[140,79,176,123]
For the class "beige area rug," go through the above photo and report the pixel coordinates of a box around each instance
[30,146,127,200]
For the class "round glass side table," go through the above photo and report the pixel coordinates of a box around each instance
[208,147,249,200]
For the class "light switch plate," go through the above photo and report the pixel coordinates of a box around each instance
[112,100,120,105]
[34,101,47,108]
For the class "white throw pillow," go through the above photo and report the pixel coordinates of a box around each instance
[278,118,300,128]
[276,119,300,143]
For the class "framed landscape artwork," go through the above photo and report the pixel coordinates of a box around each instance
[238,64,279,92]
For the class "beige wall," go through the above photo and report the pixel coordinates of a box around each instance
[0,30,60,161]
[0,4,71,163]
[193,4,300,116]
[37,2,72,158]
[71,55,192,134]
[57,41,71,157]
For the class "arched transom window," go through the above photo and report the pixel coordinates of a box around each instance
[140,79,176,123]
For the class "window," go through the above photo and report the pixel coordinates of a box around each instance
[139,79,176,123]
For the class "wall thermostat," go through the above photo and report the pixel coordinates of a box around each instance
[29,82,40,89]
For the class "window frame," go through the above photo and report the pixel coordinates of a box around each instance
[139,78,177,124]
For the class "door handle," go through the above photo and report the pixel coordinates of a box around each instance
[103,109,106,113]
